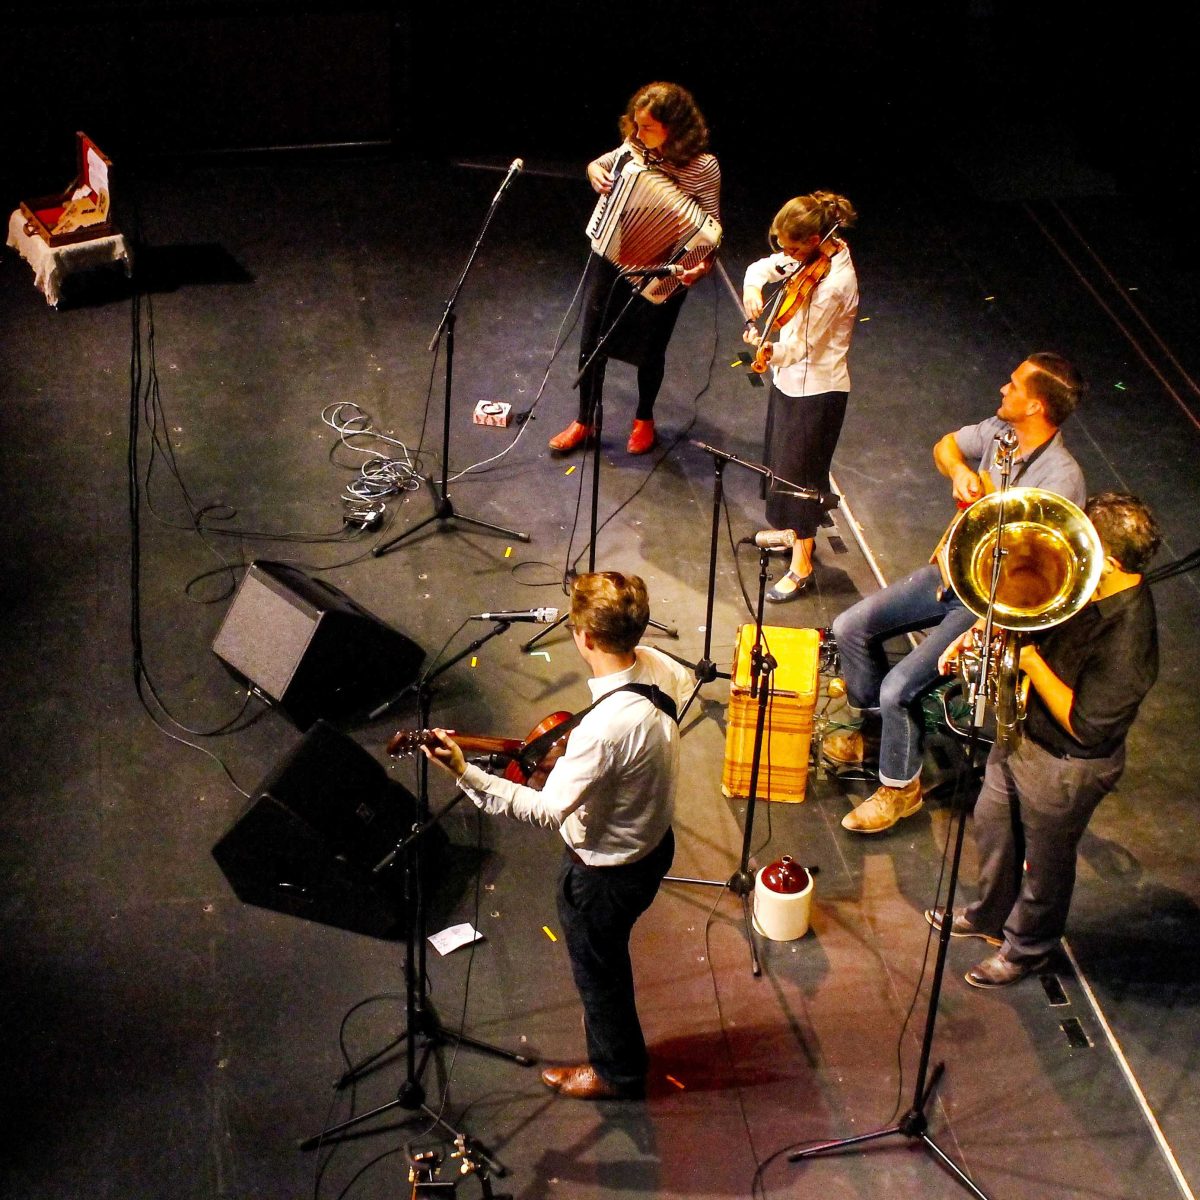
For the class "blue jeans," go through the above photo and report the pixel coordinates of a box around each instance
[556,829,674,1089]
[831,564,978,786]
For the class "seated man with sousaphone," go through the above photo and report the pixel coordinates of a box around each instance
[420,571,691,1101]
[932,491,1160,987]
[824,353,1087,833]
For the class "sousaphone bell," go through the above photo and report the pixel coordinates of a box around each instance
[944,487,1103,747]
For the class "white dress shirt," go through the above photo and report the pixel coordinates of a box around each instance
[456,646,690,866]
[743,244,859,396]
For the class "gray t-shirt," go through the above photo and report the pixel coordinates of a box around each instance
[954,416,1085,507]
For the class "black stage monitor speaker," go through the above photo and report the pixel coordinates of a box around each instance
[212,561,424,728]
[212,720,435,938]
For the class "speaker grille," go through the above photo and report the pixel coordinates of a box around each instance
[213,568,320,701]
[211,561,425,727]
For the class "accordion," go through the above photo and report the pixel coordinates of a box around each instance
[585,157,722,304]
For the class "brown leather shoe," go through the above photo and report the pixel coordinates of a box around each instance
[822,729,872,766]
[965,950,1043,989]
[549,421,595,453]
[626,418,656,455]
[539,1062,643,1100]
[925,906,1003,946]
[841,778,923,833]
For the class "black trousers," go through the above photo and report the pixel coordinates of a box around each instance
[556,828,674,1088]
[576,254,686,425]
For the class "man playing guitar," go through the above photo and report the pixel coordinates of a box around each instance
[422,571,690,1101]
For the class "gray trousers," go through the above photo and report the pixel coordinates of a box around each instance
[965,736,1125,964]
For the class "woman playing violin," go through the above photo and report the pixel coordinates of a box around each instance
[742,191,858,600]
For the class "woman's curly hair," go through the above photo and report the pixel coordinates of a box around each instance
[619,81,709,166]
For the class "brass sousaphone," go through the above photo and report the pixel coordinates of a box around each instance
[945,487,1103,747]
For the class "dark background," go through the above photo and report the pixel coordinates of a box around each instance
[3,2,1196,225]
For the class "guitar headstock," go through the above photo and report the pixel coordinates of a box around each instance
[387,729,431,758]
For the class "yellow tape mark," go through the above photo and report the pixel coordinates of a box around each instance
[470,656,478,668]
[565,465,576,475]
[542,926,558,942]
[665,1074,685,1090]
[504,546,513,558]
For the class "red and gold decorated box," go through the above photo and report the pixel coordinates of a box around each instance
[722,624,820,804]
[19,132,114,246]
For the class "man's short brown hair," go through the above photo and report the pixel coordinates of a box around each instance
[570,571,650,654]
[1086,492,1162,574]
[1025,352,1085,427]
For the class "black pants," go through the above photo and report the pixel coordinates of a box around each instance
[576,254,686,425]
[556,828,674,1088]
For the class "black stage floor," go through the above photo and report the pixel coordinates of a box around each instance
[2,143,1199,1200]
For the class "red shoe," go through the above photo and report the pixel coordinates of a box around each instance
[626,419,656,455]
[549,420,595,453]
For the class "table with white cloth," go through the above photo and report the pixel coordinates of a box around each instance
[6,209,133,306]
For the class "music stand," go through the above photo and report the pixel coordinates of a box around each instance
[300,621,534,1171]
[788,450,1022,1198]
[373,169,530,558]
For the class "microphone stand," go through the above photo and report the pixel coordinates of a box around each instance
[788,444,1018,1198]
[676,440,837,722]
[373,167,530,558]
[665,548,779,976]
[660,442,837,976]
[300,620,534,1171]
[522,269,679,654]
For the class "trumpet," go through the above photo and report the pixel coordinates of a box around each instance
[945,487,1102,748]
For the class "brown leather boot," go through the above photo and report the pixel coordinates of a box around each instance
[841,778,923,833]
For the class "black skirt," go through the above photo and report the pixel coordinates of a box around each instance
[762,386,849,538]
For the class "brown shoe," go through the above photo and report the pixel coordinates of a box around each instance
[822,729,871,766]
[626,418,656,455]
[841,778,923,833]
[540,1062,643,1100]
[965,950,1044,989]
[549,421,595,453]
[925,906,1003,946]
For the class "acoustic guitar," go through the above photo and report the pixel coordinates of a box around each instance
[388,710,574,790]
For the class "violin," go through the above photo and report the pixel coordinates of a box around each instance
[748,225,842,375]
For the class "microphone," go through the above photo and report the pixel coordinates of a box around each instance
[621,264,686,279]
[741,529,797,550]
[470,607,560,624]
[491,157,524,204]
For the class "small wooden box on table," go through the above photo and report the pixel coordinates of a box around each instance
[722,624,820,804]
[7,132,132,306]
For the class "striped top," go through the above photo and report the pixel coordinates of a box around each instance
[592,141,722,223]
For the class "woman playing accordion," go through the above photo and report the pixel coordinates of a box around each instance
[549,81,721,457]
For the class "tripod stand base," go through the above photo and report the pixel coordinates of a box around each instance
[788,1064,990,1199]
[372,483,530,557]
[301,1005,529,1171]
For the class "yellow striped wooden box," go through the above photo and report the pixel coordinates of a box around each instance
[721,625,820,803]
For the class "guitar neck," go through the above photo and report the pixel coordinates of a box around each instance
[387,727,525,759]
[453,733,525,757]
